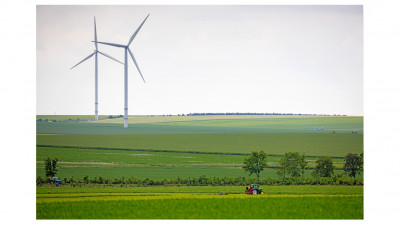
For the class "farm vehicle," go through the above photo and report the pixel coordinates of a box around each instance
[245,184,264,195]
[52,177,61,184]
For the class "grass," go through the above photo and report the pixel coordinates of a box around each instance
[36,147,346,167]
[37,133,363,157]
[37,114,358,124]
[36,146,353,179]
[36,166,250,179]
[37,196,363,219]
[36,116,363,180]
[36,115,115,121]
[36,186,363,219]
[94,114,358,124]
[36,166,360,179]
[36,116,363,134]
[36,165,323,179]
[36,115,363,219]
[36,185,364,195]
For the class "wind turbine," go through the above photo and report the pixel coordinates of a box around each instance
[71,17,123,120]
[95,14,149,128]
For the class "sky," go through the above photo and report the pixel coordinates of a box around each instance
[36,5,363,116]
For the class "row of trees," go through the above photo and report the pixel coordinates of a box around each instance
[185,113,347,116]
[42,152,363,186]
[243,151,364,182]
[36,175,363,186]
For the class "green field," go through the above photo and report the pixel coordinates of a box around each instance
[97,114,356,124]
[36,146,354,179]
[37,133,362,156]
[37,186,363,219]
[36,116,363,134]
[36,115,363,219]
[36,166,360,179]
[36,146,347,167]
[36,115,363,180]
[37,114,359,125]
[36,185,363,194]
[36,115,115,121]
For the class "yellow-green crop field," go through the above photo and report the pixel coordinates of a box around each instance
[37,186,363,219]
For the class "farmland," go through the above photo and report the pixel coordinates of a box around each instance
[37,133,362,156]
[36,116,363,179]
[36,146,358,179]
[36,186,363,219]
[36,115,363,219]
[36,115,114,121]
[37,116,363,134]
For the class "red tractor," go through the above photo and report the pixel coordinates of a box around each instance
[245,184,264,195]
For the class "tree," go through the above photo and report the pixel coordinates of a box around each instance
[344,153,363,178]
[298,153,308,177]
[83,175,89,184]
[277,152,308,181]
[44,157,58,178]
[312,157,335,177]
[242,151,268,182]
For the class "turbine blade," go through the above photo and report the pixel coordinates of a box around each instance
[94,17,98,50]
[128,48,145,83]
[70,52,96,69]
[98,51,124,65]
[127,14,150,46]
[94,41,126,48]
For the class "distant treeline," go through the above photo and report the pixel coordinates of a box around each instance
[36,175,362,187]
[177,113,347,116]
[36,113,349,121]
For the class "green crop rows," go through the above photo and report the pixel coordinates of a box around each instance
[36,116,363,180]
[36,115,363,219]
[37,186,363,219]
[36,146,353,179]
[36,116,363,134]
[37,133,362,156]
[37,196,363,219]
[36,185,363,194]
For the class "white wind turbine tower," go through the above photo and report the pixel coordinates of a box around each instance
[71,17,123,120]
[95,14,149,128]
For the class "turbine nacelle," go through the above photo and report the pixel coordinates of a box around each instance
[92,13,149,84]
[93,41,126,48]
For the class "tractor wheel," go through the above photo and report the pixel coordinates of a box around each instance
[252,189,258,195]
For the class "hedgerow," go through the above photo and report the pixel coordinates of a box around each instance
[36,175,363,186]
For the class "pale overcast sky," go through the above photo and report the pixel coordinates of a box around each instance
[36,5,363,116]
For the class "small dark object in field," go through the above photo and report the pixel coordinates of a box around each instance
[219,192,223,195]
[225,192,228,195]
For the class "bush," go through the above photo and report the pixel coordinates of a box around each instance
[36,176,45,185]
[36,175,363,187]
